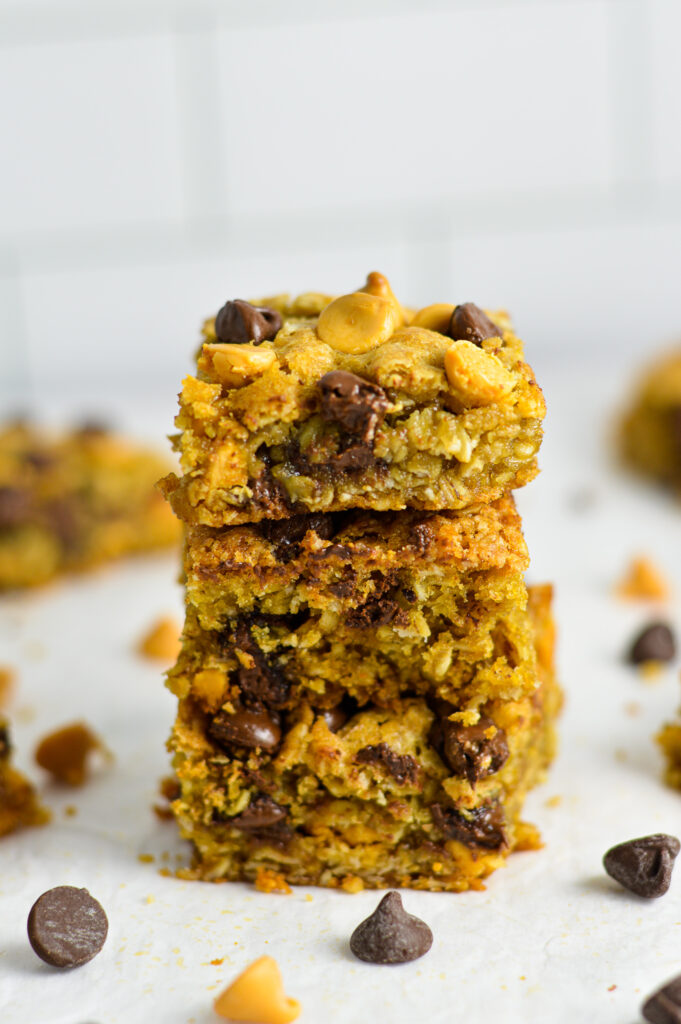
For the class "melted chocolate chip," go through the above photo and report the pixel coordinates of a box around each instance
[230,620,290,710]
[27,886,108,968]
[0,487,31,528]
[448,303,502,346]
[321,706,350,732]
[214,299,282,345]
[604,834,680,898]
[345,574,409,630]
[318,370,389,444]
[258,513,335,560]
[429,708,508,783]
[355,743,419,786]
[349,891,433,964]
[208,707,281,753]
[230,794,291,845]
[628,622,676,665]
[431,802,507,850]
[643,974,681,1023]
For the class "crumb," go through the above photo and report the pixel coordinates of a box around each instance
[544,795,563,808]
[63,804,78,817]
[34,721,111,786]
[138,853,155,864]
[138,616,181,663]
[624,702,642,717]
[616,556,670,601]
[608,984,617,992]
[158,867,172,878]
[304,894,313,902]
[145,895,155,904]
[153,803,174,821]
[0,665,16,706]
[154,775,180,819]
[341,875,365,894]
[254,867,292,895]
[210,958,224,966]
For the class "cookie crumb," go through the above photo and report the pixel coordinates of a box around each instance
[138,853,155,864]
[35,722,111,786]
[545,794,563,809]
[254,867,292,895]
[63,804,77,817]
[616,556,670,601]
[341,874,365,894]
[214,955,300,1023]
[138,616,181,663]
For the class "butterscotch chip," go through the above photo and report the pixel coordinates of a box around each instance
[254,866,292,895]
[35,722,110,786]
[214,955,300,1023]
[616,556,670,601]
[444,341,515,407]
[138,616,181,663]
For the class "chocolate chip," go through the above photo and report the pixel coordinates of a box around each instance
[231,620,290,709]
[603,834,680,898]
[230,794,291,845]
[318,370,389,444]
[321,706,349,732]
[355,743,419,786]
[349,891,432,964]
[0,722,10,758]
[448,303,502,346]
[628,622,676,665]
[643,974,681,1023]
[208,707,281,753]
[345,573,408,630]
[431,802,507,850]
[27,886,108,968]
[429,709,508,783]
[258,513,335,560]
[214,299,281,345]
[0,486,31,528]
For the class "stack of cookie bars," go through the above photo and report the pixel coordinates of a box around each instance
[161,273,560,892]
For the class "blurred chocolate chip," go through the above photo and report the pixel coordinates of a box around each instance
[448,303,502,346]
[23,450,55,471]
[76,420,110,436]
[214,299,282,345]
[208,707,281,752]
[628,623,676,665]
[603,834,680,898]
[0,723,11,758]
[643,973,681,1023]
[349,891,432,964]
[318,370,389,444]
[431,802,506,850]
[430,708,508,783]
[0,486,31,528]
[355,743,419,785]
[27,886,108,968]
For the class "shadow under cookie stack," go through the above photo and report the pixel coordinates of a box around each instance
[160,272,560,893]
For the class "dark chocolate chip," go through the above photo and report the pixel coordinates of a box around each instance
[208,707,281,752]
[318,370,389,444]
[355,743,419,786]
[321,706,349,732]
[229,794,291,845]
[27,886,108,968]
[628,622,676,665]
[429,709,508,783]
[643,974,681,1023]
[0,486,32,528]
[448,303,502,346]
[231,620,290,709]
[349,891,432,964]
[603,833,680,898]
[214,299,281,346]
[431,802,507,850]
[258,513,335,559]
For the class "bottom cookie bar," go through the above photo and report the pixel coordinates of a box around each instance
[0,718,49,837]
[168,583,560,892]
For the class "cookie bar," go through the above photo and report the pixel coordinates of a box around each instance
[0,718,48,837]
[167,583,559,891]
[160,274,545,526]
[0,421,181,589]
[172,496,538,710]
[620,348,681,491]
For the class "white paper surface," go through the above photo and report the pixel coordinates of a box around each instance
[2,361,681,1024]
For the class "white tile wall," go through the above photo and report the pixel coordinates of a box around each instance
[0,0,680,401]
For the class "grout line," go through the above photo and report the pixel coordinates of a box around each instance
[2,181,681,280]
[608,0,655,190]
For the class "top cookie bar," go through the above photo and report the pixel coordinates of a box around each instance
[161,273,545,526]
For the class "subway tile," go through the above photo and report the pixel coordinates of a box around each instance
[651,0,681,182]
[0,35,183,236]
[217,2,613,218]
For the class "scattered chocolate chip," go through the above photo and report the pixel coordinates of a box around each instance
[628,623,676,665]
[0,486,31,528]
[208,707,281,753]
[429,708,508,783]
[643,973,681,1023]
[355,743,419,786]
[431,802,507,850]
[448,303,502,346]
[603,834,680,898]
[318,370,389,444]
[27,886,108,968]
[214,299,282,345]
[349,891,432,964]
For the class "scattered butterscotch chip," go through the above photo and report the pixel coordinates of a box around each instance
[616,556,670,601]
[35,722,110,786]
[138,615,181,663]
[214,955,300,1023]
[254,866,292,895]
[0,665,16,706]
